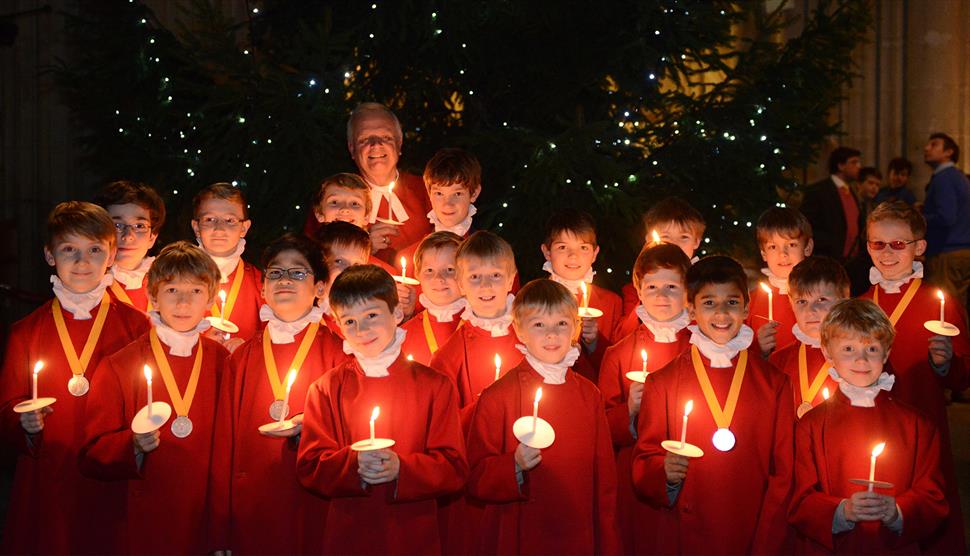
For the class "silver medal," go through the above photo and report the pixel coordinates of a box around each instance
[171,415,194,438]
[68,375,90,397]
[269,399,287,421]
[796,401,813,419]
[712,428,736,452]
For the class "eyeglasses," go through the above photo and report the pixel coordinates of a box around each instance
[265,268,313,281]
[197,216,245,229]
[114,222,152,236]
[867,239,920,251]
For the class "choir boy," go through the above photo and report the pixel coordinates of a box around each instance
[95,180,166,313]
[749,207,814,357]
[861,200,969,553]
[632,256,794,555]
[311,172,372,230]
[769,257,848,418]
[191,182,263,344]
[0,201,148,554]
[598,243,692,552]
[789,298,948,554]
[465,279,622,555]
[79,241,230,555]
[296,264,467,555]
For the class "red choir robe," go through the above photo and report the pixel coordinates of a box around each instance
[747,282,797,353]
[789,390,948,554]
[770,339,839,417]
[209,322,347,554]
[214,260,264,342]
[632,348,795,555]
[401,310,462,366]
[597,324,690,554]
[575,282,624,373]
[0,298,148,555]
[296,355,468,555]
[78,334,230,555]
[465,360,623,555]
[108,277,152,313]
[862,280,969,554]
[621,282,639,317]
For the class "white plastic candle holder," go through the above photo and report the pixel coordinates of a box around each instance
[392,276,420,286]
[206,316,240,334]
[848,478,894,490]
[13,397,56,414]
[625,371,648,384]
[577,307,604,319]
[350,438,396,451]
[923,320,960,337]
[131,402,172,434]
[661,440,704,458]
[513,416,555,449]
[258,419,300,437]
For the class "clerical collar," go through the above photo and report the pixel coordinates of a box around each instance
[418,294,467,323]
[516,343,579,385]
[687,324,754,368]
[636,306,689,343]
[761,267,789,295]
[204,239,246,283]
[427,205,476,236]
[367,171,410,224]
[542,261,595,295]
[792,324,821,348]
[870,261,923,294]
[259,304,323,344]
[831,174,848,189]
[51,274,113,320]
[827,368,894,407]
[149,310,211,357]
[460,294,515,337]
[112,256,154,290]
[343,327,406,377]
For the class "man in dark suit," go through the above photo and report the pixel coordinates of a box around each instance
[799,146,864,261]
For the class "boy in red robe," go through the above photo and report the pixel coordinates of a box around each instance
[861,201,969,553]
[769,257,848,418]
[465,279,622,555]
[210,233,346,554]
[749,207,814,357]
[191,182,264,347]
[401,231,466,365]
[79,241,231,555]
[541,209,623,375]
[598,243,692,553]
[632,256,794,555]
[296,264,467,555]
[95,180,166,313]
[789,298,948,554]
[0,202,149,555]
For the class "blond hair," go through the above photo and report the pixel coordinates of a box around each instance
[414,231,462,269]
[512,279,578,326]
[821,298,895,351]
[147,241,220,299]
[456,231,517,277]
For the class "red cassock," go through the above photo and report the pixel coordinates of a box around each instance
[578,283,624,372]
[789,390,948,554]
[371,172,434,263]
[214,261,264,342]
[464,361,622,555]
[296,355,468,555]
[401,311,462,367]
[108,279,152,314]
[208,323,347,554]
[747,283,797,352]
[621,282,639,317]
[770,340,839,416]
[78,334,230,555]
[632,349,795,555]
[598,324,690,554]
[0,299,148,555]
[862,281,969,554]
[429,322,525,412]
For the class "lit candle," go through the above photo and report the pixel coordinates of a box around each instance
[641,349,648,373]
[400,256,408,280]
[651,230,661,245]
[937,289,946,323]
[532,387,543,433]
[279,370,297,424]
[406,354,414,361]
[369,406,380,443]
[760,282,773,321]
[218,289,228,325]
[680,400,693,449]
[580,281,590,310]
[31,361,44,402]
[868,442,885,491]
[143,365,153,418]
[387,181,396,220]
[822,387,830,400]
[494,354,502,381]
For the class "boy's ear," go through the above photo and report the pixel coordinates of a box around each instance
[314,280,326,299]
[914,239,927,257]
[190,219,201,239]
[469,186,482,203]
[820,344,833,364]
[43,247,55,267]
[240,219,252,238]
[803,238,815,257]
[105,245,117,268]
[687,302,696,321]
[540,244,552,262]
[393,303,404,325]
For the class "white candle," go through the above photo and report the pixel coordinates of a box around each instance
[369,406,380,443]
[31,361,43,402]
[532,387,543,433]
[680,400,693,449]
[387,181,396,220]
[400,256,407,280]
[494,354,502,382]
[580,281,590,310]
[868,442,885,491]
[641,349,648,373]
[280,370,297,424]
[218,289,228,325]
[760,282,773,321]
[937,289,946,323]
[822,387,830,400]
[143,365,153,418]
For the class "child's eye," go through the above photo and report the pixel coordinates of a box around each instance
[193,288,204,294]
[558,320,569,327]
[343,319,355,326]
[728,299,739,305]
[795,299,807,306]
[351,201,361,208]
[532,322,544,328]
[433,191,443,197]
[491,273,503,280]
[454,191,464,198]
[367,312,379,319]
[327,200,339,207]
[580,245,590,251]
[555,245,566,251]
[469,273,480,281]
[166,287,177,294]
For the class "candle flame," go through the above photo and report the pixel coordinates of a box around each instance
[370,406,380,422]
[400,256,407,273]
[872,442,885,457]
[143,364,152,382]
[33,361,44,374]
[286,369,298,389]
[406,354,413,361]
[822,387,830,400]
[641,349,648,363]
[684,400,693,416]
[389,181,395,193]
[494,353,501,369]
[759,282,772,294]
[580,281,588,297]
[651,230,661,245]
[219,289,227,303]
[534,387,543,404]
[937,289,945,301]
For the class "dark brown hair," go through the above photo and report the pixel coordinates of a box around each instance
[146,241,220,298]
[632,243,691,289]
[685,255,749,304]
[193,182,249,220]
[94,180,166,230]
[46,201,117,250]
[329,264,399,314]
[788,256,850,299]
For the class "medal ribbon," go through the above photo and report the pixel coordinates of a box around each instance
[873,278,921,326]
[422,311,440,354]
[262,321,319,400]
[210,259,245,319]
[150,328,203,417]
[111,281,153,311]
[51,294,111,378]
[690,345,747,430]
[798,343,829,406]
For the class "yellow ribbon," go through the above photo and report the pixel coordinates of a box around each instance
[149,328,203,417]
[262,321,320,400]
[51,294,111,378]
[798,343,829,406]
[422,311,441,355]
[873,278,921,326]
[210,259,245,320]
[690,346,748,430]
[110,281,153,311]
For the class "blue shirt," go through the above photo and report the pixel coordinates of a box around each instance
[923,164,970,255]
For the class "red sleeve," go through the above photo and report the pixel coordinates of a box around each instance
[205,346,239,551]
[465,385,528,504]
[788,416,843,551]
[79,356,141,480]
[598,344,635,448]
[593,389,623,555]
[621,283,638,316]
[630,372,672,508]
[0,323,33,455]
[894,414,949,546]
[751,371,795,554]
[940,299,970,391]
[395,373,468,502]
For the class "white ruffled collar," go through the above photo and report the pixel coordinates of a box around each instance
[259,304,323,344]
[515,344,580,385]
[542,261,595,295]
[635,306,690,343]
[51,274,113,320]
[827,368,895,407]
[343,328,406,377]
[149,310,211,357]
[460,294,515,337]
[418,293,467,323]
[761,267,789,295]
[205,239,246,284]
[427,205,476,236]
[367,171,410,224]
[319,295,332,316]
[688,324,754,368]
[792,323,821,348]
[870,262,923,294]
[112,256,154,290]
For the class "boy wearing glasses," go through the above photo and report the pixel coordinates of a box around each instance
[862,200,969,553]
[191,182,264,345]
[95,180,166,313]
